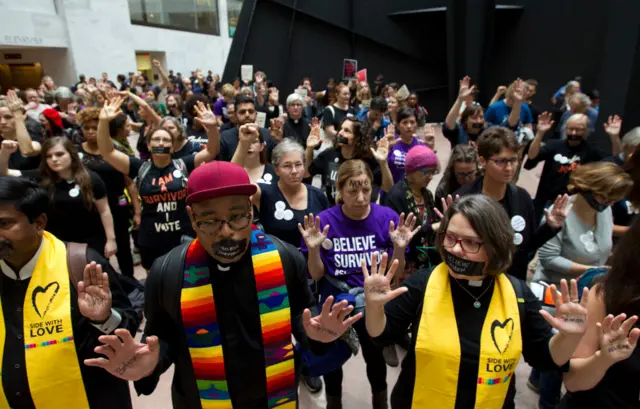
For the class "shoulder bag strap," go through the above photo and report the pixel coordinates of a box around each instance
[66,242,88,290]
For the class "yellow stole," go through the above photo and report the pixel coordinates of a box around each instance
[0,232,89,408]
[412,263,522,409]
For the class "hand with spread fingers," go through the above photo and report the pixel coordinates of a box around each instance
[363,252,408,307]
[372,134,390,163]
[458,76,477,101]
[269,118,284,142]
[604,114,622,137]
[597,314,640,364]
[303,296,362,343]
[306,118,322,149]
[193,101,218,132]
[434,194,460,219]
[545,194,572,229]
[389,212,420,249]
[99,95,124,121]
[84,329,160,381]
[537,112,555,134]
[5,90,24,113]
[539,279,589,336]
[298,213,329,250]
[77,262,112,322]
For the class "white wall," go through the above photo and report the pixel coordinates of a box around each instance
[0,0,68,48]
[130,25,232,78]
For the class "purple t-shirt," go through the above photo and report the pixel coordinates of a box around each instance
[300,203,400,287]
[213,98,228,122]
[388,136,423,183]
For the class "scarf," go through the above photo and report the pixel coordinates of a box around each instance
[412,263,522,409]
[0,232,89,408]
[180,227,296,409]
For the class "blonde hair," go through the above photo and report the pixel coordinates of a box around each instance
[221,83,235,98]
[335,159,373,203]
[568,162,632,203]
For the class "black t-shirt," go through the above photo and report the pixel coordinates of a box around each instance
[186,127,208,145]
[21,169,108,250]
[376,267,561,409]
[219,127,276,163]
[259,183,330,247]
[309,149,382,205]
[173,140,203,159]
[442,123,484,148]
[2,133,43,170]
[128,155,196,248]
[220,122,236,132]
[322,105,357,130]
[78,144,128,206]
[524,140,606,203]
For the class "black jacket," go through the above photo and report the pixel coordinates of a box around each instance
[454,177,559,280]
[134,237,320,409]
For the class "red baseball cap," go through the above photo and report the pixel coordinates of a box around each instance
[186,161,257,204]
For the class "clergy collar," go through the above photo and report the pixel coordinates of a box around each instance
[0,239,44,281]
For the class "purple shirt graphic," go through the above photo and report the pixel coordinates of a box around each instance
[388,136,423,183]
[300,203,400,287]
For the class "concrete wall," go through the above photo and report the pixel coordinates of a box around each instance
[0,0,68,48]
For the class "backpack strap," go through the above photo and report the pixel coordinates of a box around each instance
[66,242,88,290]
[506,274,526,323]
[136,161,153,192]
[508,184,521,219]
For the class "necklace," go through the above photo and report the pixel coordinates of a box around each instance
[452,277,494,308]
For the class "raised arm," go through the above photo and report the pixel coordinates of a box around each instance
[299,214,328,281]
[371,136,393,192]
[97,95,132,176]
[0,140,24,177]
[604,115,622,156]
[152,59,170,91]
[126,91,162,127]
[507,79,524,128]
[5,90,40,157]
[192,101,221,166]
[304,118,322,176]
[489,85,507,107]
[527,112,554,160]
[232,123,260,168]
[445,76,475,130]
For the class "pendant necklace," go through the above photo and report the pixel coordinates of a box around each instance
[453,277,494,308]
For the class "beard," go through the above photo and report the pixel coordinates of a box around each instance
[0,239,14,260]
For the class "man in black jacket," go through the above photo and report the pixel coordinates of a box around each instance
[0,176,139,409]
[85,161,361,409]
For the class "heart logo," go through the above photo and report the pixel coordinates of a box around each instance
[491,318,514,355]
[32,282,60,318]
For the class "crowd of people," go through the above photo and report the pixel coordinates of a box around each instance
[0,61,639,409]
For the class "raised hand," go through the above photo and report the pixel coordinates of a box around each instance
[152,59,161,68]
[423,124,436,150]
[372,135,390,162]
[297,213,329,250]
[1,140,19,154]
[238,123,260,145]
[438,194,460,216]
[303,296,362,343]
[458,76,477,100]
[539,279,589,336]
[84,329,160,381]
[512,78,525,102]
[363,252,408,307]
[307,119,322,149]
[77,262,112,322]
[597,314,640,364]
[194,101,217,132]
[496,85,507,96]
[604,115,622,137]
[269,118,284,142]
[545,194,572,229]
[100,94,124,121]
[5,90,24,113]
[537,112,555,134]
[389,212,420,249]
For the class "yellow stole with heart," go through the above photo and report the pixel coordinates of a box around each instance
[412,263,522,409]
[0,232,89,408]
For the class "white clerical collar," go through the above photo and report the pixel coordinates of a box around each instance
[0,239,44,281]
[467,279,483,287]
[216,264,231,272]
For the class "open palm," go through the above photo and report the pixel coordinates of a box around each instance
[298,213,329,250]
[363,252,408,307]
[77,262,112,322]
[539,279,589,336]
[389,212,420,249]
[598,314,640,363]
[371,136,390,162]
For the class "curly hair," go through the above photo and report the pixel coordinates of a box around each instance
[337,117,372,159]
[76,107,100,125]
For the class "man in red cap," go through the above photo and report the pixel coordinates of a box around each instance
[85,154,362,409]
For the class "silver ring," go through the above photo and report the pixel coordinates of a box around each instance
[570,299,579,303]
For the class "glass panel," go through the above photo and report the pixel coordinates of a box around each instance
[195,0,219,35]
[227,0,243,37]
[165,0,196,31]
[128,0,145,22]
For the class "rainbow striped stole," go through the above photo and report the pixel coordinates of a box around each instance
[180,227,297,409]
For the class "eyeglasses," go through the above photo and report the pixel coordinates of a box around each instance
[419,168,439,176]
[82,126,97,131]
[280,163,304,172]
[442,233,483,254]
[237,109,256,115]
[488,157,519,168]
[455,170,477,179]
[194,212,252,235]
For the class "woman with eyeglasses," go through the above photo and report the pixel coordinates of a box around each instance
[454,127,570,280]
[386,108,428,184]
[76,107,138,277]
[435,145,481,211]
[363,194,593,409]
[97,95,220,270]
[0,137,117,259]
[299,159,419,409]
[305,117,393,205]
[234,128,329,246]
[384,145,441,277]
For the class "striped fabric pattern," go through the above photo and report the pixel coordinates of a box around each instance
[180,227,297,408]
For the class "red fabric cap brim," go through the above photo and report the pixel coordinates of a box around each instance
[186,184,257,205]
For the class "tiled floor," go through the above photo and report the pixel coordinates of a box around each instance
[127,126,546,408]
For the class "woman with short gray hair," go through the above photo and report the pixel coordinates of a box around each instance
[239,133,330,246]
